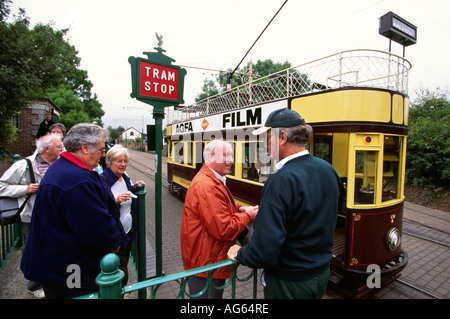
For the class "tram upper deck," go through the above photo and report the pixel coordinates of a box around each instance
[167,49,411,125]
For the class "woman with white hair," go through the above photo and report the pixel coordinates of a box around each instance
[101,144,145,286]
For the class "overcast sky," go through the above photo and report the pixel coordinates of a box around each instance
[10,0,450,131]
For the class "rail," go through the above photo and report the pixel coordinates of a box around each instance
[78,254,259,299]
[0,154,23,271]
[0,223,21,271]
[168,49,411,124]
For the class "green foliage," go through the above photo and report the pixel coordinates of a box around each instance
[107,126,125,142]
[46,84,103,130]
[0,0,104,142]
[0,145,12,163]
[406,87,450,187]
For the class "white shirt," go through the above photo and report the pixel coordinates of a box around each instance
[111,179,132,234]
[208,166,227,185]
[275,150,309,170]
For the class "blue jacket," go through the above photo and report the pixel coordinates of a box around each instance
[21,152,130,284]
[236,154,341,282]
[100,166,137,241]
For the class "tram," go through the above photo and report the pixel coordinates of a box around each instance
[165,49,410,297]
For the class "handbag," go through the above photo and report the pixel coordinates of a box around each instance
[0,158,35,226]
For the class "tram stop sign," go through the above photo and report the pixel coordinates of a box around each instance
[128,44,187,110]
[128,37,186,281]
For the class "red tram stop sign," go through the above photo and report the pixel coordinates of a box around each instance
[129,47,186,108]
[139,61,179,101]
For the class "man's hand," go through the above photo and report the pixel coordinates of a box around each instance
[238,205,258,222]
[227,244,241,261]
[26,183,39,194]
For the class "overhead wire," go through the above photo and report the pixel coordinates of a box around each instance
[230,0,288,77]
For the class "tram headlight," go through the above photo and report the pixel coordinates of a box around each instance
[386,227,401,251]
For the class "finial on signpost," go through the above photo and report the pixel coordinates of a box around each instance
[155,32,165,53]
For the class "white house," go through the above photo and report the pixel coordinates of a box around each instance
[120,127,142,141]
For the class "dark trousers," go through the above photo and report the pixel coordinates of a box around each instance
[264,269,330,299]
[116,242,132,286]
[42,271,98,299]
[187,276,225,299]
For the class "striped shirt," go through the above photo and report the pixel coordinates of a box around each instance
[35,154,50,177]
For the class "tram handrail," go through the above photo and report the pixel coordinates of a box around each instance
[169,49,411,124]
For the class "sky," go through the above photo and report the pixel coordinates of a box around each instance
[9,0,450,132]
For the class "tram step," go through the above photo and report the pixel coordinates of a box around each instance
[328,272,345,285]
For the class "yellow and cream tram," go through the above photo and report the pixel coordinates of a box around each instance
[165,50,410,297]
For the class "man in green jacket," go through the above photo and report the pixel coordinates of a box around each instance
[228,108,341,299]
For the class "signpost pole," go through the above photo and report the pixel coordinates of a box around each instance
[153,106,165,277]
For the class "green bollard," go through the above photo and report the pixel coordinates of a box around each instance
[95,253,124,299]
[11,154,20,163]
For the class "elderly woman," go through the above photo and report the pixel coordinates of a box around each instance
[48,123,67,140]
[101,144,145,286]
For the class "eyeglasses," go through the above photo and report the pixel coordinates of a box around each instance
[97,147,106,154]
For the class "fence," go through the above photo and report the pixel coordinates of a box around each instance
[78,253,259,299]
[0,223,21,271]
[0,154,23,271]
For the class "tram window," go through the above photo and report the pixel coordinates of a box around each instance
[173,142,184,164]
[186,142,193,166]
[382,136,401,202]
[314,135,332,164]
[229,142,235,176]
[241,142,273,183]
[354,150,378,205]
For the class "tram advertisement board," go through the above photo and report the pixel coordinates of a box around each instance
[171,100,288,136]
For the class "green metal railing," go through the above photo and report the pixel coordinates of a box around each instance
[78,253,259,299]
[0,154,23,271]
[0,223,22,271]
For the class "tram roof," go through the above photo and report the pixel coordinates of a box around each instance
[169,49,411,125]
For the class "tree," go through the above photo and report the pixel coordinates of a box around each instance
[0,0,104,141]
[107,125,125,142]
[406,87,450,187]
[46,84,90,129]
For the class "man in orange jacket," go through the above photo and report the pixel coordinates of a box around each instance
[180,139,258,299]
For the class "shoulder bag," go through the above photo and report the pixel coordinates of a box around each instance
[0,158,35,226]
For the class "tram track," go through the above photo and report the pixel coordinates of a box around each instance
[394,278,442,299]
[127,153,169,189]
[403,218,450,247]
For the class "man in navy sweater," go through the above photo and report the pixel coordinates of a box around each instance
[228,108,341,299]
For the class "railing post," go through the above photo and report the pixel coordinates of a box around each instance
[95,253,124,299]
[135,183,147,299]
[11,154,20,163]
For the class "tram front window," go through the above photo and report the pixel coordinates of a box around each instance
[354,150,378,205]
[242,142,273,183]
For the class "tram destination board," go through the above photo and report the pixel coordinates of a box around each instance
[379,11,417,46]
